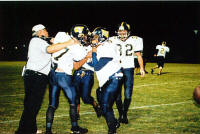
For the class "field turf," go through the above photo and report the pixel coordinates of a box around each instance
[0,61,200,134]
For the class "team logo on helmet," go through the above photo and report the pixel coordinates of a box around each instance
[92,27,109,43]
[71,24,90,45]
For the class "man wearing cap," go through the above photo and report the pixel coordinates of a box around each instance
[15,24,79,134]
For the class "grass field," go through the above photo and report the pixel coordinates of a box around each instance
[0,61,200,134]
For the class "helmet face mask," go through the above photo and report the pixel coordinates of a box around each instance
[118,30,129,41]
[77,33,88,45]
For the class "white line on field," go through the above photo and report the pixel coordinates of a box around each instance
[1,80,199,98]
[0,100,192,124]
[134,80,200,88]
[1,94,24,97]
[131,101,191,109]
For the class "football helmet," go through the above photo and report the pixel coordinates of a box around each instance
[117,22,131,41]
[71,24,90,45]
[92,27,109,43]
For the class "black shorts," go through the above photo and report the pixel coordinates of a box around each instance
[157,56,165,68]
[134,58,140,68]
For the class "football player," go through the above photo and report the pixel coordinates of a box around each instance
[72,26,102,119]
[151,41,170,75]
[45,25,91,134]
[110,22,145,124]
[91,27,123,134]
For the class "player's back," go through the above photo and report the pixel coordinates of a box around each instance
[52,32,87,75]
[156,45,170,58]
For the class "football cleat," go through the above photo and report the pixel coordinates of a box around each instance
[119,114,128,124]
[36,130,43,134]
[45,131,53,134]
[108,129,117,134]
[121,116,128,124]
[115,120,120,129]
[70,126,88,134]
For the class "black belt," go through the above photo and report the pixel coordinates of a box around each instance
[25,69,46,76]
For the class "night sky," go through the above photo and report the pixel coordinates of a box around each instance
[0,1,200,63]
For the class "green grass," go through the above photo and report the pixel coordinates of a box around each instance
[0,61,200,134]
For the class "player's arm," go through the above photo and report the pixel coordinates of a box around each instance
[47,38,79,54]
[73,51,92,70]
[91,46,112,71]
[136,51,145,77]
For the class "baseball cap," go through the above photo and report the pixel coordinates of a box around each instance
[32,24,45,32]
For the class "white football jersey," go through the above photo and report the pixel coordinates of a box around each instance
[82,45,94,71]
[110,36,143,68]
[52,32,71,64]
[52,32,87,75]
[95,40,121,87]
[156,45,170,58]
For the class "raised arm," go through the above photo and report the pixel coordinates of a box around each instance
[47,38,79,54]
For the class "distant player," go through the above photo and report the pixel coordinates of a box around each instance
[91,27,123,134]
[110,22,145,124]
[151,41,170,75]
[45,25,91,134]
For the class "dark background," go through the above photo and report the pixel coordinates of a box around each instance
[0,1,200,63]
